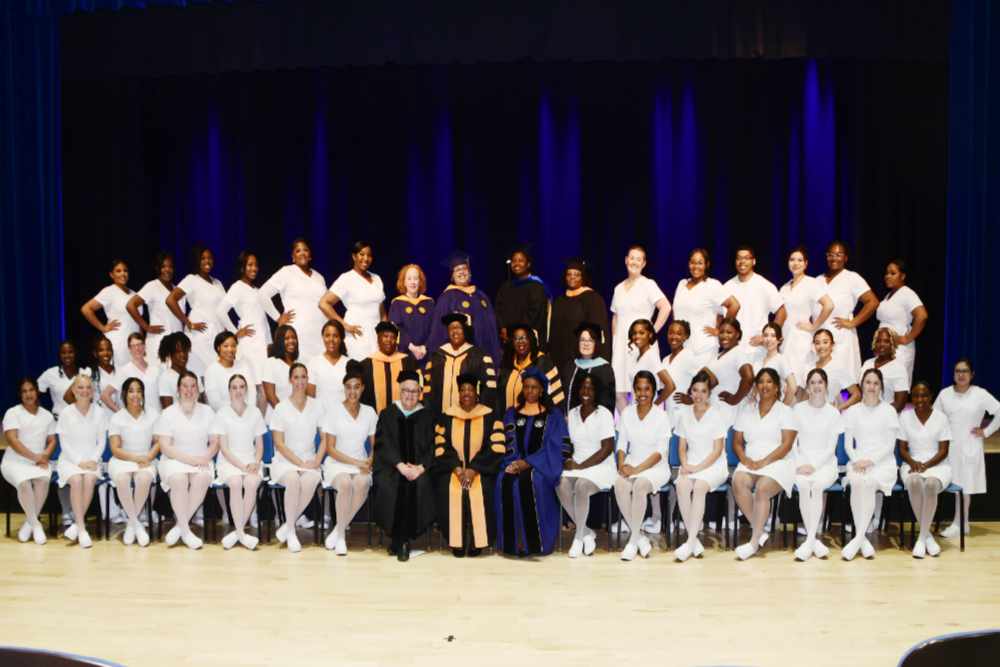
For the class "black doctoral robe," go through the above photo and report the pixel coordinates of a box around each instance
[360,351,418,414]
[495,353,564,416]
[548,288,612,370]
[373,402,436,541]
[495,275,551,348]
[423,343,497,415]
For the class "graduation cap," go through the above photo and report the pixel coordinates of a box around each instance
[397,369,421,384]
[564,256,588,273]
[442,250,471,271]
[375,321,399,336]
[455,372,480,391]
[519,366,549,394]
[441,312,472,327]
[573,321,606,345]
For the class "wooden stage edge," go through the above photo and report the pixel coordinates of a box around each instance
[0,519,997,667]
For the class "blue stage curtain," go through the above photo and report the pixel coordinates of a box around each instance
[944,0,1000,389]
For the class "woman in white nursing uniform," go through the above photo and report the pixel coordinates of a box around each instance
[166,247,227,376]
[260,238,328,361]
[731,368,797,561]
[673,371,728,562]
[821,241,879,380]
[156,332,203,409]
[127,252,183,367]
[661,321,701,424]
[321,361,377,554]
[672,247,739,366]
[109,333,161,416]
[624,318,665,398]
[841,368,899,561]
[558,372,616,558]
[750,322,797,406]
[801,329,859,410]
[2,378,56,544]
[778,246,834,384]
[899,381,952,558]
[269,363,325,553]
[210,374,266,551]
[858,328,910,411]
[81,258,138,368]
[155,370,217,550]
[56,374,107,549]
[108,377,159,547]
[37,340,88,418]
[701,318,754,427]
[306,320,349,413]
[320,241,387,362]
[262,324,299,414]
[876,259,927,384]
[204,331,260,412]
[791,368,843,560]
[610,245,671,414]
[614,371,671,561]
[933,358,1000,539]
[216,251,271,387]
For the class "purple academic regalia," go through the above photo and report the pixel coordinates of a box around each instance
[388,295,435,361]
[428,286,502,363]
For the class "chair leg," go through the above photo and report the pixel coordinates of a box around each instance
[959,491,966,552]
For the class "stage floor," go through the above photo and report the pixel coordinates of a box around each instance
[1,521,997,667]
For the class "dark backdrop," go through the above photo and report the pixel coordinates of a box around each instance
[62,59,948,384]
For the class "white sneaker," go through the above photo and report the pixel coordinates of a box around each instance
[61,513,73,527]
[336,534,347,556]
[123,523,136,546]
[181,530,203,550]
[165,525,182,547]
[841,536,861,561]
[18,522,32,543]
[939,523,961,539]
[924,536,941,557]
[911,539,926,559]
[758,532,770,548]
[735,541,758,561]
[324,525,339,551]
[221,531,239,550]
[794,540,814,561]
[611,519,630,534]
[797,525,808,536]
[64,523,79,542]
[692,539,705,558]
[620,543,638,561]
[568,538,583,558]
[637,536,652,558]
[674,542,692,562]
[641,518,661,534]
[582,529,597,556]
[78,529,92,549]
[295,515,314,529]
[135,524,150,547]
[860,539,876,559]
[239,533,259,550]
[287,530,302,553]
[32,524,47,545]
[813,540,830,559]
[276,522,290,544]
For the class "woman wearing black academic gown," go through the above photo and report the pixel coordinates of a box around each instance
[495,246,551,349]
[548,259,611,371]
[497,324,564,417]
[373,370,436,561]
[424,313,497,415]
[560,322,616,414]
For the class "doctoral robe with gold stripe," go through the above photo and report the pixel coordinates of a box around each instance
[360,351,417,414]
[423,343,497,415]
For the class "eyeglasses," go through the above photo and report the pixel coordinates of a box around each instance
[400,389,421,395]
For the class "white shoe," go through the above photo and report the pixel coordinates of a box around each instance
[192,512,204,528]
[324,525,339,551]
[568,538,583,558]
[78,529,92,549]
[611,519,630,534]
[924,536,941,557]
[867,516,879,534]
[860,539,875,559]
[295,515,314,529]
[123,523,136,546]
[641,518,661,534]
[692,539,704,558]
[112,506,129,524]
[181,530,203,550]
[165,525,182,546]
[17,522,32,543]
[249,511,259,529]
[336,534,347,556]
[735,541,758,561]
[582,529,597,556]
[939,523,961,539]
[276,522,290,544]
[135,524,150,547]
[674,542,692,562]
[758,532,770,548]
[911,539,926,559]
[32,524,47,545]
[221,531,239,550]
[287,530,302,553]
[841,536,862,561]
[637,536,652,558]
[707,521,716,532]
[794,540,814,561]
[797,525,808,536]
[61,512,73,527]
[64,523,79,542]
[239,533,259,550]
[620,543,638,561]
[813,540,830,559]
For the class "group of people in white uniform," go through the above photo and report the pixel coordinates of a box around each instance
[3,237,996,565]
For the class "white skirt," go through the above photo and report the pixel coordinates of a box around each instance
[628,465,670,491]
[56,460,101,488]
[158,459,214,492]
[562,460,617,490]
[794,464,839,493]
[683,456,729,492]
[949,439,986,494]
[900,462,952,489]
[216,458,263,482]
[107,457,158,481]
[269,460,321,484]
[322,459,372,481]
[1,457,53,487]
[845,462,897,496]
[344,317,379,362]
[736,458,795,496]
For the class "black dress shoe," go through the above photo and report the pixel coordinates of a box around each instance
[397,541,410,562]
[387,544,398,557]
[452,547,466,558]
[467,547,482,557]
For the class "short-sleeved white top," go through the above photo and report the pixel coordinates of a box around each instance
[567,405,616,464]
[750,349,794,387]
[204,360,259,411]
[803,359,854,404]
[611,276,667,337]
[157,368,204,403]
[723,273,782,341]
[618,403,671,475]
[216,281,272,344]
[735,401,797,461]
[792,402,843,469]
[899,409,951,462]
[842,401,899,464]
[108,409,158,455]
[329,270,385,323]
[2,405,55,465]
[859,357,910,404]
[306,354,348,413]
[779,276,827,328]
[819,270,871,344]
[269,397,324,461]
[37,366,89,417]
[176,274,227,329]
[94,284,139,337]
[154,403,215,457]
[672,278,730,357]
[876,286,923,339]
[675,404,728,463]
[259,264,328,323]
[56,402,108,465]
[263,357,295,403]
[137,279,185,334]
[706,348,749,409]
[625,346,664,392]
[111,361,161,416]
[322,402,377,460]
[210,404,266,462]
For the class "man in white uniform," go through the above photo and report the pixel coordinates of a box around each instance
[724,246,785,351]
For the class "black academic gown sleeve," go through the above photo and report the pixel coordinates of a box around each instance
[373,404,436,534]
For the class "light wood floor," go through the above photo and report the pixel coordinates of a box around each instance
[0,519,997,667]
